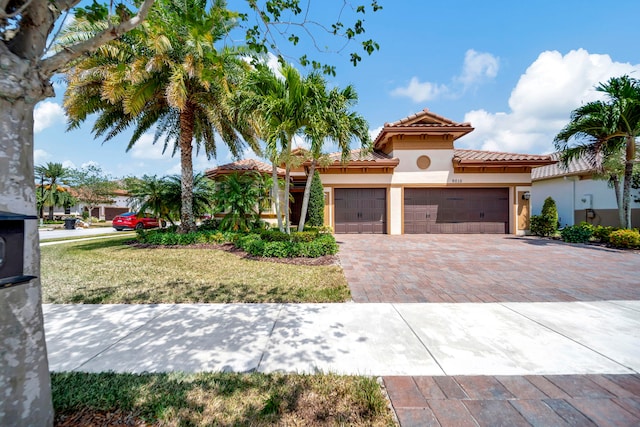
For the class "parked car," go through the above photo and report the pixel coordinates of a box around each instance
[112,212,161,231]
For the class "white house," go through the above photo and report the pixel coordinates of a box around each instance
[531,152,640,228]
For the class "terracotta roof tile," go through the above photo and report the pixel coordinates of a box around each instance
[387,108,467,127]
[206,159,285,176]
[453,149,554,162]
[326,149,398,163]
[532,152,597,180]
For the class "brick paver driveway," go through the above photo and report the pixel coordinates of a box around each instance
[337,234,640,303]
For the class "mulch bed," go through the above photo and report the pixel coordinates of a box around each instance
[126,241,340,266]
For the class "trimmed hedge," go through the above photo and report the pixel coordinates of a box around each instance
[609,229,640,248]
[136,228,339,258]
[559,223,593,243]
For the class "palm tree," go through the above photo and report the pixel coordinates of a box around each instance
[212,172,264,232]
[63,0,257,233]
[236,62,323,233]
[555,75,640,228]
[127,173,215,225]
[297,84,370,231]
[34,162,73,220]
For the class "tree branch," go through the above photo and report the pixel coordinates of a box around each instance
[0,0,35,19]
[52,0,82,13]
[40,0,154,76]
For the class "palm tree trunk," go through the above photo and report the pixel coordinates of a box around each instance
[284,164,291,234]
[48,205,54,221]
[622,136,636,229]
[611,175,625,228]
[297,159,317,232]
[271,159,283,232]
[179,105,196,234]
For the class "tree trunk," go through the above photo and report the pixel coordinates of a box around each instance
[611,175,625,228]
[271,160,283,232]
[178,106,197,233]
[297,159,316,232]
[48,204,54,221]
[0,93,54,425]
[622,136,636,229]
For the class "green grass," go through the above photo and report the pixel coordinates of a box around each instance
[41,238,350,303]
[51,372,395,426]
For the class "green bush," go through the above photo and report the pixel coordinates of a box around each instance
[263,241,294,258]
[291,231,318,243]
[609,229,640,248]
[560,223,594,243]
[259,229,290,242]
[198,219,220,231]
[307,170,325,227]
[592,225,616,242]
[531,196,559,237]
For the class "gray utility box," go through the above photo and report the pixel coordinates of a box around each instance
[0,211,37,289]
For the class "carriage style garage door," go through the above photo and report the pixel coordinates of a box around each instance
[404,188,509,234]
[335,188,386,234]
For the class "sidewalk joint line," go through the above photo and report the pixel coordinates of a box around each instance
[498,302,638,374]
[607,300,640,313]
[391,303,447,375]
[72,304,178,371]
[255,303,284,372]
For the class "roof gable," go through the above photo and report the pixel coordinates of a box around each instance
[373,108,474,151]
[205,159,285,178]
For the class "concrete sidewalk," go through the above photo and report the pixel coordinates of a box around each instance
[44,301,640,376]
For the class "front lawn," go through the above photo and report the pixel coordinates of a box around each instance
[52,372,395,426]
[41,238,350,303]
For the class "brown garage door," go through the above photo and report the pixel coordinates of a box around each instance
[404,188,509,234]
[335,188,386,234]
[105,207,129,220]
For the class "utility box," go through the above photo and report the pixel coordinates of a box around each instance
[0,211,37,289]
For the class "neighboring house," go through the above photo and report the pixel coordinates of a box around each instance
[208,108,555,234]
[38,187,130,220]
[531,152,640,228]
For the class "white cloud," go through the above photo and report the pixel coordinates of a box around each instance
[165,163,181,175]
[130,133,168,160]
[391,77,447,103]
[34,149,51,165]
[62,160,76,169]
[460,49,640,154]
[369,126,383,142]
[457,49,499,88]
[81,160,100,169]
[391,50,498,102]
[34,101,65,133]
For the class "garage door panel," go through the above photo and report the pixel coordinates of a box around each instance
[335,188,386,234]
[404,188,509,234]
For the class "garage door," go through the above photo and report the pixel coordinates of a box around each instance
[404,188,509,234]
[105,207,129,220]
[335,188,386,234]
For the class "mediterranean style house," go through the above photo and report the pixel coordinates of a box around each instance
[531,152,640,228]
[207,108,555,235]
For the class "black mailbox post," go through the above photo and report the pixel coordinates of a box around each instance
[0,211,38,289]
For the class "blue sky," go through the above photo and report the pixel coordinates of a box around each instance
[34,0,640,179]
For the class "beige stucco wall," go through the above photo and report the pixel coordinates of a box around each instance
[318,149,535,235]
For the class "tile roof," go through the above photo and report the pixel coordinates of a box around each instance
[531,152,597,181]
[325,149,399,163]
[386,108,466,127]
[453,149,554,163]
[205,159,285,176]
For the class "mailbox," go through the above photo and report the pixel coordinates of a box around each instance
[0,211,38,289]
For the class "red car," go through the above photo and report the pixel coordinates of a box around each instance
[112,212,161,231]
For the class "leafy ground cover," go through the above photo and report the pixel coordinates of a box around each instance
[52,372,396,426]
[41,238,350,303]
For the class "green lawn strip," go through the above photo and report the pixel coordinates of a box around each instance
[41,238,350,303]
[40,232,134,243]
[51,372,395,426]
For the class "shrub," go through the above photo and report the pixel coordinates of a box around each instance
[592,225,616,242]
[609,229,640,248]
[291,231,318,243]
[531,196,559,237]
[198,219,220,231]
[263,241,294,258]
[307,170,325,227]
[259,229,290,242]
[560,223,593,243]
